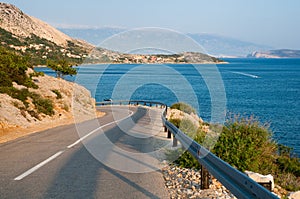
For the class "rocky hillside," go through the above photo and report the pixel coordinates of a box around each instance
[0,3,93,65]
[0,68,98,143]
[247,49,300,58]
[0,3,71,46]
[0,68,96,126]
[0,42,99,143]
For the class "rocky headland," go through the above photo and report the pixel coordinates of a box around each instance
[247,49,300,58]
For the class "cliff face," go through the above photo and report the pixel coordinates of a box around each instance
[248,49,300,58]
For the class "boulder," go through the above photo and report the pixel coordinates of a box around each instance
[245,171,274,191]
[288,191,300,199]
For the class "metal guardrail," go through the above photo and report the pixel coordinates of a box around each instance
[96,100,279,199]
[96,100,167,110]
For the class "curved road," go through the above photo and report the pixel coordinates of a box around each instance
[0,106,170,199]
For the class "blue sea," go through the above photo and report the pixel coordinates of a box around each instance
[35,58,300,156]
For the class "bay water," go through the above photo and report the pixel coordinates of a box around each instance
[35,58,300,156]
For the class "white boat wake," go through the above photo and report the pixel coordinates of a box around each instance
[230,71,260,78]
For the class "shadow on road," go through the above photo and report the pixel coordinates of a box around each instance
[43,106,169,198]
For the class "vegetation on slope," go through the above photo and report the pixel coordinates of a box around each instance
[168,102,300,191]
[0,47,54,117]
[0,27,86,66]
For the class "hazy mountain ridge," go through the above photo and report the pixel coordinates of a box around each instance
[187,33,272,58]
[247,49,300,58]
[59,28,272,57]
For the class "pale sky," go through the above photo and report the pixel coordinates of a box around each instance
[2,0,300,49]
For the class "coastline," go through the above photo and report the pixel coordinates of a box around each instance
[65,61,228,66]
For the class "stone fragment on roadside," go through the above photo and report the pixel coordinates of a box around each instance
[245,171,274,191]
[288,191,300,199]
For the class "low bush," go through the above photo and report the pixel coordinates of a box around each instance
[51,89,62,99]
[213,115,278,172]
[0,87,54,116]
[170,102,196,114]
[30,93,54,116]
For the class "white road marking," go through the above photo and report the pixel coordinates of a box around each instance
[67,110,134,148]
[14,109,134,181]
[14,150,64,181]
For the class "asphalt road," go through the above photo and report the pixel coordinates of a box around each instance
[0,106,170,199]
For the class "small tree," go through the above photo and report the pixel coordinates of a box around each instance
[47,59,77,78]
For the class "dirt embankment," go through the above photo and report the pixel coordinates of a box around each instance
[0,70,104,143]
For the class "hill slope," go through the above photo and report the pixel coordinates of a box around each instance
[0,3,71,46]
[0,47,98,143]
[0,3,93,65]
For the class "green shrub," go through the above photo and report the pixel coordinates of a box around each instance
[51,89,62,99]
[277,156,300,177]
[0,87,31,107]
[213,115,277,172]
[0,71,12,87]
[30,93,54,116]
[0,87,54,116]
[170,102,196,114]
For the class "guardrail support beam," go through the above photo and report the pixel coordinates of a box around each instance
[201,165,210,189]
[164,126,167,132]
[172,135,178,147]
[167,130,172,139]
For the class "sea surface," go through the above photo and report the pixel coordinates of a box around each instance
[35,58,300,156]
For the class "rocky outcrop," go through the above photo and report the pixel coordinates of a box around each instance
[0,70,99,142]
[167,108,203,128]
[247,49,300,58]
[245,171,274,191]
[166,108,210,134]
[289,191,300,199]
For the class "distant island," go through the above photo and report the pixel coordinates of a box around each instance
[88,49,225,64]
[247,49,300,58]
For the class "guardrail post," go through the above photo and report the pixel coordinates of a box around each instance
[167,129,172,139]
[201,165,210,189]
[172,135,177,147]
